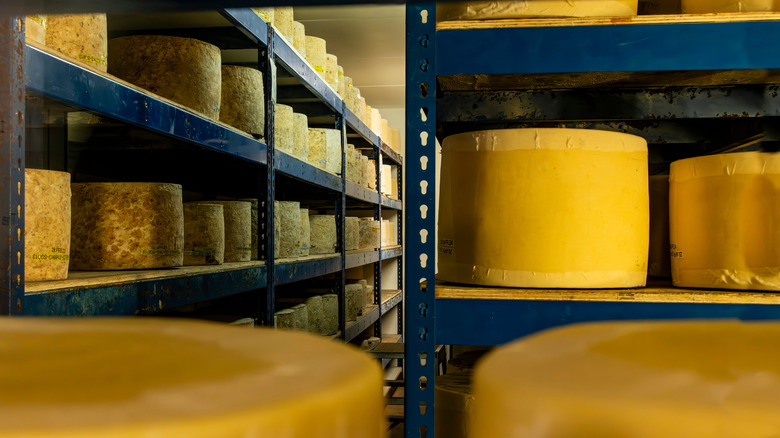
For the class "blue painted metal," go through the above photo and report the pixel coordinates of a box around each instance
[380,246,403,261]
[0,16,25,315]
[345,305,381,342]
[345,107,381,146]
[381,290,403,316]
[274,256,341,286]
[275,150,342,192]
[381,142,403,165]
[21,265,267,316]
[262,26,276,327]
[405,3,437,437]
[25,45,267,165]
[337,101,348,340]
[346,181,380,204]
[437,86,780,122]
[220,8,269,46]
[381,196,402,210]
[437,21,780,76]
[346,250,380,269]
[436,298,780,346]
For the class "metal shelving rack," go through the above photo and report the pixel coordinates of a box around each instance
[1,7,403,344]
[405,6,780,436]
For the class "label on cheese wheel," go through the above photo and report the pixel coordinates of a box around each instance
[670,244,683,258]
[78,53,107,67]
[439,238,455,256]
[314,65,325,73]
[30,246,70,262]
[142,246,181,256]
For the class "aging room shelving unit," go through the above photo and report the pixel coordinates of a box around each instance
[405,5,780,437]
[0,7,403,344]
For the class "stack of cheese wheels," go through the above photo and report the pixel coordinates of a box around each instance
[309,215,336,254]
[308,128,342,175]
[293,22,306,56]
[682,0,777,12]
[71,183,183,270]
[109,36,221,119]
[648,175,671,278]
[439,128,649,288]
[0,317,384,437]
[274,104,295,153]
[182,203,224,266]
[305,36,326,76]
[470,320,780,438]
[25,16,46,45]
[220,66,264,137]
[45,14,107,71]
[25,169,71,281]
[670,152,780,290]
[438,0,639,20]
[209,201,252,263]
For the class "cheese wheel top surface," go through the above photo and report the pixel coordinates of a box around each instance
[0,318,383,438]
[670,151,780,182]
[443,128,647,153]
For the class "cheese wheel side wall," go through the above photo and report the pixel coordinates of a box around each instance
[25,169,71,282]
[45,14,107,72]
[438,128,649,288]
[183,203,225,266]
[209,201,252,263]
[219,66,264,137]
[437,0,639,21]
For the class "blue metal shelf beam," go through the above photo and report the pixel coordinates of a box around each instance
[275,150,343,192]
[275,256,341,285]
[381,196,402,210]
[437,21,780,76]
[381,142,403,165]
[346,181,380,204]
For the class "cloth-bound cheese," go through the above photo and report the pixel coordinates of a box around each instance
[439,128,649,288]
[309,215,336,255]
[220,66,264,137]
[183,203,225,266]
[109,35,221,119]
[648,175,671,278]
[682,0,776,12]
[438,1,638,20]
[308,128,342,175]
[45,14,107,71]
[70,183,183,270]
[471,320,780,438]
[25,169,71,282]
[670,152,780,290]
[209,201,252,263]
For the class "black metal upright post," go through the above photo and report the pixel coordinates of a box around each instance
[336,101,347,339]
[261,26,276,327]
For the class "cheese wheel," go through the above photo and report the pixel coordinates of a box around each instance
[381,164,393,196]
[358,96,367,127]
[359,219,380,251]
[252,7,274,22]
[471,320,780,438]
[183,203,225,266]
[71,183,183,270]
[370,108,382,136]
[292,112,309,160]
[25,169,71,282]
[0,318,384,437]
[638,0,682,14]
[308,128,342,175]
[364,159,377,190]
[380,118,390,142]
[304,36,326,75]
[25,16,46,45]
[435,373,475,438]
[209,201,251,263]
[325,53,338,88]
[681,0,776,12]
[344,76,356,110]
[391,128,402,153]
[346,145,359,184]
[216,197,259,260]
[346,283,363,321]
[439,128,649,288]
[438,0,639,20]
[358,279,370,306]
[109,36,221,119]
[670,152,780,290]
[304,295,323,334]
[274,308,295,330]
[219,66,264,137]
[273,6,294,42]
[292,21,306,56]
[346,217,360,251]
[299,208,310,257]
[648,175,671,278]
[309,215,336,255]
[275,201,301,259]
[359,155,370,187]
[274,104,295,153]
[291,303,309,331]
[45,14,107,71]
[321,293,339,335]
[337,65,346,97]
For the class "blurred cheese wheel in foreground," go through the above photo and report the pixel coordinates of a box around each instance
[438,0,638,21]
[682,0,777,12]
[471,321,780,438]
[0,318,384,438]
[438,128,649,288]
[670,152,780,290]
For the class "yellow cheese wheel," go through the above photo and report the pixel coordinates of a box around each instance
[219,65,264,137]
[435,373,474,438]
[0,317,384,438]
[471,320,780,438]
[325,54,339,88]
[45,14,107,71]
[670,152,780,290]
[24,169,71,282]
[305,36,326,75]
[439,128,649,288]
[293,21,306,56]
[438,0,638,20]
[649,175,671,278]
[273,6,294,42]
[25,16,46,45]
[681,0,777,12]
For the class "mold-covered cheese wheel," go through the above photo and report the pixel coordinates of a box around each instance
[183,203,224,266]
[309,215,336,255]
[220,66,264,137]
[209,201,252,263]
[45,14,107,71]
[305,36,326,75]
[293,21,306,56]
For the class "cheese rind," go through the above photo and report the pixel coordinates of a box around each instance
[438,1,639,20]
[274,104,295,153]
[219,66,264,137]
[670,152,780,290]
[681,0,776,12]
[45,14,107,71]
[209,201,252,263]
[438,128,649,288]
[183,203,225,266]
[25,169,71,282]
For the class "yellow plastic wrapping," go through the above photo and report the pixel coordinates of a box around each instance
[438,128,649,288]
[0,317,384,438]
[681,0,778,12]
[471,320,780,438]
[438,0,639,21]
[670,152,780,291]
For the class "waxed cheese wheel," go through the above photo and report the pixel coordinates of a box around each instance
[183,203,224,266]
[25,169,71,282]
[471,321,780,438]
[670,152,780,290]
[25,16,46,45]
[438,0,639,20]
[439,128,649,288]
[305,36,326,75]
[109,35,221,119]
[648,175,671,278]
[292,21,306,56]
[220,66,264,137]
[0,317,384,437]
[70,183,183,270]
[209,201,252,262]
[682,0,776,12]
[275,104,295,153]
[45,14,107,71]
[309,215,336,255]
